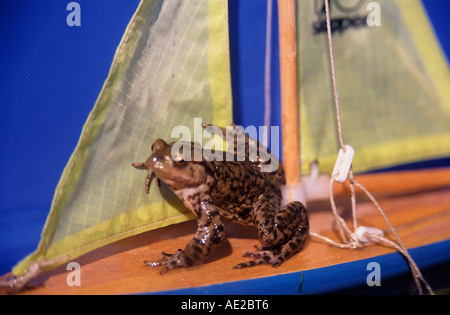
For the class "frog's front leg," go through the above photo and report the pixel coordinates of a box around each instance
[145,199,226,274]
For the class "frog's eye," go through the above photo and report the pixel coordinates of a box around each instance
[173,155,188,167]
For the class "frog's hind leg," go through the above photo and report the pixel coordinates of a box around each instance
[233,226,308,269]
[233,200,309,269]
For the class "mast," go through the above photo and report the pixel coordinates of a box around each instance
[278,0,301,201]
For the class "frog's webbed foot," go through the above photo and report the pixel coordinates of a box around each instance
[233,249,284,269]
[144,249,192,274]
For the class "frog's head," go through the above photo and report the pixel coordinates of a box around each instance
[132,139,206,192]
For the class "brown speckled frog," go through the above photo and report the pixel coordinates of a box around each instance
[132,124,309,273]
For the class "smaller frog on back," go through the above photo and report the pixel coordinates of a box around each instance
[132,124,309,273]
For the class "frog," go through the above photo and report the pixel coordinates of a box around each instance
[132,123,309,274]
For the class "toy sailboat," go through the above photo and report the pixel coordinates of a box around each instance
[2,0,450,294]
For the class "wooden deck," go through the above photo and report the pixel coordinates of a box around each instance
[2,167,450,294]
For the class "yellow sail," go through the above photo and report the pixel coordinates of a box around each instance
[13,0,232,276]
[297,0,450,174]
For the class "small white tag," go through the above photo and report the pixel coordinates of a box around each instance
[331,145,354,183]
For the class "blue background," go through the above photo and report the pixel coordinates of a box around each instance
[0,0,449,276]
